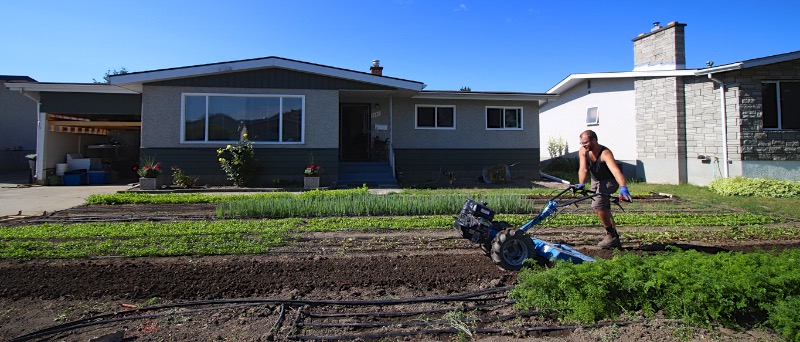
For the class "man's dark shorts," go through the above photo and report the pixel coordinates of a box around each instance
[591,179,619,210]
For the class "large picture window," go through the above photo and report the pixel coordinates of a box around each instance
[416,105,455,129]
[486,107,522,130]
[763,81,800,130]
[182,94,304,143]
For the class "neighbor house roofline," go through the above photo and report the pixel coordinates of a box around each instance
[414,90,558,105]
[547,70,698,94]
[694,49,800,76]
[4,81,140,94]
[109,56,426,93]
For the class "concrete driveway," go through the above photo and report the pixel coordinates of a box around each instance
[0,171,134,217]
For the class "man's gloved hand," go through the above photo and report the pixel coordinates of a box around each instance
[619,185,632,202]
[574,183,585,190]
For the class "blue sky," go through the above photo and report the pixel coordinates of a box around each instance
[3,0,799,92]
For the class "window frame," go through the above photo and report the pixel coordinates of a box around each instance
[180,93,305,144]
[415,104,456,130]
[762,80,800,131]
[586,107,599,126]
[485,106,523,130]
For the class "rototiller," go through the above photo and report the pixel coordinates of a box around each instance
[453,184,626,271]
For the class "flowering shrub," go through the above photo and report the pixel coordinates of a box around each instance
[304,154,322,176]
[217,135,258,187]
[135,156,162,178]
[304,163,321,176]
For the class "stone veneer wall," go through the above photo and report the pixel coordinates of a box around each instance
[736,60,800,161]
[635,76,687,183]
[635,77,686,157]
[683,76,741,161]
[632,22,686,70]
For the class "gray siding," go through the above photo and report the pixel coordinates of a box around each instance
[40,92,141,115]
[0,84,37,171]
[141,147,338,187]
[394,148,540,184]
[148,68,396,91]
[391,98,539,149]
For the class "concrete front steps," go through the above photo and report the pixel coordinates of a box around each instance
[337,162,398,188]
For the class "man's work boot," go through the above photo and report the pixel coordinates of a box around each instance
[598,226,622,249]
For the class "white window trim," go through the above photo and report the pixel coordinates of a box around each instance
[763,80,800,131]
[180,93,305,144]
[485,106,523,131]
[414,104,457,130]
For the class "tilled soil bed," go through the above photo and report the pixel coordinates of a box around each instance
[0,202,794,341]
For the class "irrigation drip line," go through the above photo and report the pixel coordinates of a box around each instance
[9,287,512,341]
[287,319,642,341]
[9,302,267,342]
[304,299,514,318]
[296,309,543,329]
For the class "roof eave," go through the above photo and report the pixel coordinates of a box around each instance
[547,70,698,94]
[414,91,558,105]
[109,57,425,92]
[4,82,140,94]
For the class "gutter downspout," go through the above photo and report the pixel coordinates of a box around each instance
[707,74,730,178]
[389,95,395,178]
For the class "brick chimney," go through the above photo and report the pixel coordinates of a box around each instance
[632,21,686,71]
[370,60,383,76]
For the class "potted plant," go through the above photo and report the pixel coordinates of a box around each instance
[135,156,162,190]
[303,156,322,189]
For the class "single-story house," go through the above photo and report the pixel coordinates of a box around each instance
[540,21,800,186]
[0,76,38,172]
[8,58,557,187]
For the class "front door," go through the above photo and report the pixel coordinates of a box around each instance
[340,104,370,161]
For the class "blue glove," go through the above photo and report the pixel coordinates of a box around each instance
[619,185,632,202]
[574,183,585,190]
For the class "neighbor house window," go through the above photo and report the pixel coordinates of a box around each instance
[763,81,800,130]
[486,107,522,130]
[416,105,455,129]
[182,94,304,143]
[586,107,599,125]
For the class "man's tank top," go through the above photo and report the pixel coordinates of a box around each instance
[586,146,613,182]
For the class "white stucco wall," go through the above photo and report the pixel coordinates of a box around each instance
[539,78,637,163]
[141,86,339,149]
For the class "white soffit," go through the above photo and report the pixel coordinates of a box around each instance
[4,82,139,94]
[547,70,698,94]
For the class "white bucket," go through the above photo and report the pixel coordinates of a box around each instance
[56,163,68,176]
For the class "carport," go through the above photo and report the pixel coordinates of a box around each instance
[4,82,142,184]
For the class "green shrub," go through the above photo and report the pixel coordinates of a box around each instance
[510,248,800,340]
[708,177,800,198]
[768,295,800,341]
[171,166,197,188]
[217,136,258,187]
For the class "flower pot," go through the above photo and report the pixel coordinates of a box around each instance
[139,177,161,190]
[304,176,320,189]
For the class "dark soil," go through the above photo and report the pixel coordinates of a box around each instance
[0,201,791,341]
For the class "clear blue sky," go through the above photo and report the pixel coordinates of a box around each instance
[4,0,799,93]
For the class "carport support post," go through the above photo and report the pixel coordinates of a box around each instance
[35,109,45,183]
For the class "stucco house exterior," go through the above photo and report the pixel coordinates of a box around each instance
[8,58,556,187]
[0,76,38,173]
[540,21,800,186]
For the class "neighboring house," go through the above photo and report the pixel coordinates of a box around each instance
[0,76,37,172]
[540,21,800,186]
[8,58,556,187]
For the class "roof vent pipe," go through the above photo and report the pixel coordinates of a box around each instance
[707,73,730,179]
[651,22,661,32]
[370,60,383,76]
